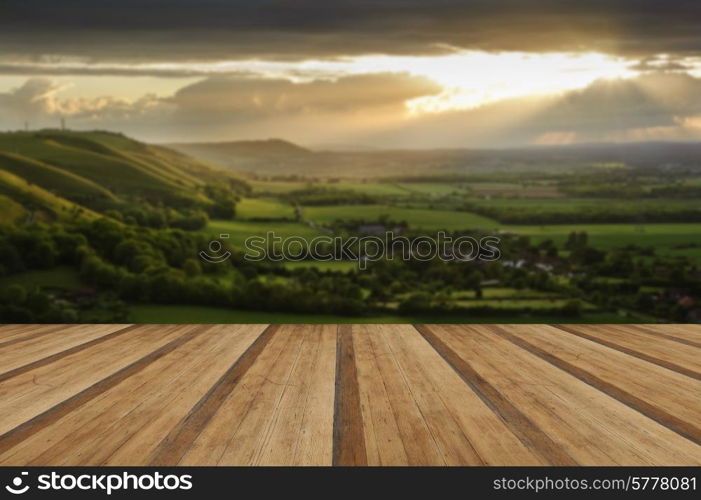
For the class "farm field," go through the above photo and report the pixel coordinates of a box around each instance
[203,219,324,247]
[501,222,701,251]
[398,182,467,195]
[468,197,696,213]
[248,180,309,194]
[235,197,295,219]
[208,206,701,265]
[304,204,497,230]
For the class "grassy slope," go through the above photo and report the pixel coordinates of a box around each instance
[0,194,26,224]
[0,151,117,201]
[0,169,98,221]
[0,130,247,222]
[0,131,225,198]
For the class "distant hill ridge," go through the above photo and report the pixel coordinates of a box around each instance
[167,137,701,179]
[170,138,311,156]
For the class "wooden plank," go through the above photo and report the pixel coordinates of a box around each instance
[614,324,701,349]
[0,324,64,341]
[256,325,336,466]
[210,325,308,465]
[353,324,409,465]
[0,324,68,347]
[291,325,336,465]
[0,325,205,459]
[179,324,306,465]
[556,324,700,379]
[150,324,279,466]
[0,324,139,382]
[0,325,191,438]
[0,324,267,465]
[380,325,544,465]
[333,325,367,465]
[179,324,337,465]
[422,324,701,465]
[489,324,701,444]
[415,325,575,465]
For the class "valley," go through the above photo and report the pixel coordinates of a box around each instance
[1,131,700,323]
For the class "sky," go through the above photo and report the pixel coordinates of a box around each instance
[1,0,701,148]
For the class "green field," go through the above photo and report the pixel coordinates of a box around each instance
[0,266,83,290]
[304,204,497,230]
[128,305,639,324]
[249,179,464,198]
[468,197,695,213]
[501,222,701,251]
[204,220,325,248]
[215,204,701,259]
[248,180,309,194]
[397,183,465,196]
[332,182,410,196]
[236,197,295,219]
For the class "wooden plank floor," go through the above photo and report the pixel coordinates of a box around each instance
[0,324,699,466]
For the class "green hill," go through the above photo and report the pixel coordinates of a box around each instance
[0,151,117,202]
[0,130,249,224]
[0,169,97,222]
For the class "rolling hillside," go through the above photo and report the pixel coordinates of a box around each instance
[0,130,248,224]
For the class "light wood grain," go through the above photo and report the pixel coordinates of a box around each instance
[488,324,701,443]
[0,323,699,466]
[557,324,700,379]
[429,324,701,465]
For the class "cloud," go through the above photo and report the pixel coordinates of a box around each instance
[0,73,441,141]
[375,72,701,147]
[0,78,68,118]
[1,0,701,62]
[170,73,441,116]
[3,72,701,147]
[0,78,168,127]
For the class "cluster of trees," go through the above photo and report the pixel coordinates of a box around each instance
[2,214,698,322]
[0,284,79,322]
[0,218,371,319]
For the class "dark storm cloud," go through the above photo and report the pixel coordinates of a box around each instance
[1,0,701,62]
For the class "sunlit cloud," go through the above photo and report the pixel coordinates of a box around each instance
[0,50,649,114]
